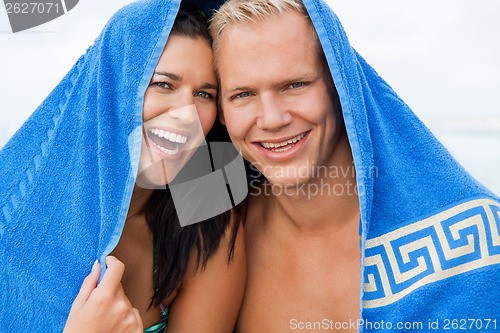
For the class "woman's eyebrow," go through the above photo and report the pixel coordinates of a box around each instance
[153,72,216,90]
[199,83,218,91]
[153,71,182,81]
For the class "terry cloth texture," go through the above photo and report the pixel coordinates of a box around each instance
[0,0,180,331]
[207,0,498,331]
[1,0,499,332]
[303,0,500,331]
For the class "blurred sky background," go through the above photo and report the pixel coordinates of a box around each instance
[0,0,499,195]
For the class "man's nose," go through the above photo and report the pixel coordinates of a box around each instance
[256,94,292,130]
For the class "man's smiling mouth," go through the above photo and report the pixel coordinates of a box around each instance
[259,131,308,152]
[147,128,188,155]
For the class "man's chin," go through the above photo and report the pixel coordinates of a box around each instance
[257,175,313,196]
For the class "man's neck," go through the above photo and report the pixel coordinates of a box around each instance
[261,133,360,235]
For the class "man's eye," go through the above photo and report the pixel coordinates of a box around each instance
[195,91,215,100]
[232,92,251,100]
[289,82,304,89]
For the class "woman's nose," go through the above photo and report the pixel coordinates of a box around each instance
[168,94,200,125]
[173,89,195,110]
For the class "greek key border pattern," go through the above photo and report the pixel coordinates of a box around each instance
[363,198,500,308]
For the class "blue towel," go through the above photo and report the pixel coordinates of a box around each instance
[204,0,500,331]
[302,0,500,331]
[2,0,499,332]
[0,0,180,331]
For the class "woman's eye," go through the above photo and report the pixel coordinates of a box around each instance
[153,81,172,89]
[195,91,215,100]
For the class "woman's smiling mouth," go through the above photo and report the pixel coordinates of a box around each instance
[147,127,189,156]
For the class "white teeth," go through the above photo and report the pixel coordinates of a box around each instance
[176,134,187,144]
[152,142,179,155]
[261,132,306,150]
[275,146,293,152]
[148,128,188,144]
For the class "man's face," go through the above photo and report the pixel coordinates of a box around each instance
[218,11,342,188]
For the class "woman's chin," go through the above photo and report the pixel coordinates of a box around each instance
[136,163,180,189]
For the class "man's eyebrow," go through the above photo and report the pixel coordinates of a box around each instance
[153,71,182,81]
[222,74,321,98]
[222,86,254,97]
[273,74,320,88]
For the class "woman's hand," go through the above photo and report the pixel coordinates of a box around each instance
[63,256,143,333]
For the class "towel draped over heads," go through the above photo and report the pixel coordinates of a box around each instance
[0,0,180,331]
[306,0,499,329]
[1,0,499,332]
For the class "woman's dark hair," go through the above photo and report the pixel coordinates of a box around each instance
[145,3,243,308]
[170,3,212,42]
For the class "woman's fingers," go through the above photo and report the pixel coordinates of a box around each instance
[64,257,144,333]
[71,260,100,309]
[97,256,125,293]
[94,256,143,331]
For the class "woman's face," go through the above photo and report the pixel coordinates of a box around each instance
[138,35,218,188]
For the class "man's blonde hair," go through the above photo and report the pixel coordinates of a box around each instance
[209,0,315,57]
